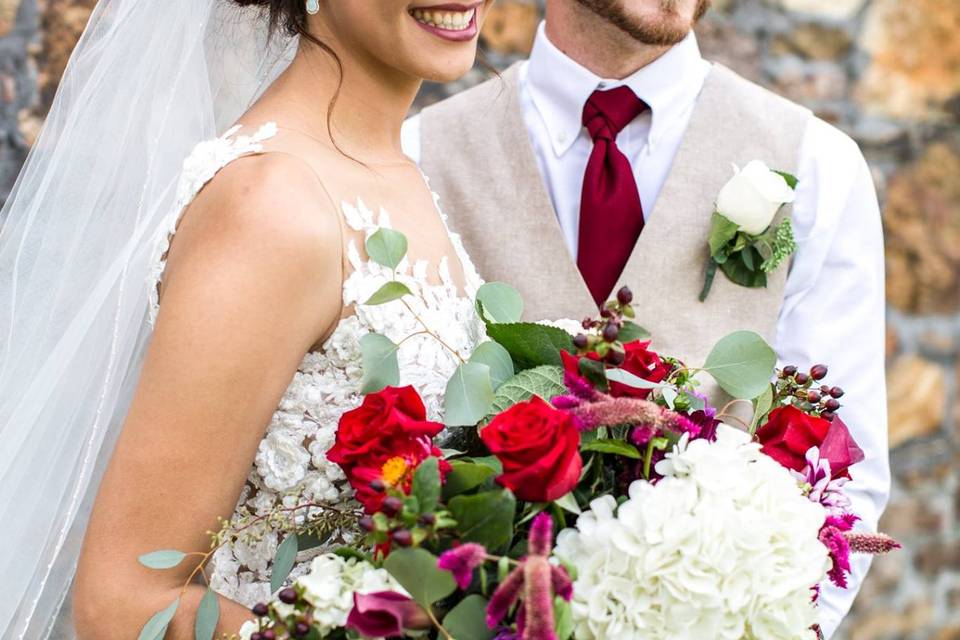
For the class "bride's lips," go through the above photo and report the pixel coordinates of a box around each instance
[409,3,481,42]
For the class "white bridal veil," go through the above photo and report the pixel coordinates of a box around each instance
[0,1,296,636]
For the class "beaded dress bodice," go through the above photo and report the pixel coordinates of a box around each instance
[145,122,485,606]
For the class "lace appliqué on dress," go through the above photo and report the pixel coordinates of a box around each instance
[144,123,486,607]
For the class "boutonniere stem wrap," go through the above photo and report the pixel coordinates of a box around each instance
[699,160,799,301]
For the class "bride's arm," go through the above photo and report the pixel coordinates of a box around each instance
[73,154,343,639]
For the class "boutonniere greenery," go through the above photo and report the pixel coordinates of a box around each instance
[699,160,799,301]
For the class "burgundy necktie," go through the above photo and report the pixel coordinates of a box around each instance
[578,87,648,307]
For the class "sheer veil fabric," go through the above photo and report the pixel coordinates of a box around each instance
[0,1,297,637]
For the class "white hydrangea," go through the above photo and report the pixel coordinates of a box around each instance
[554,425,830,640]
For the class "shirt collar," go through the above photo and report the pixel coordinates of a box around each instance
[525,21,709,156]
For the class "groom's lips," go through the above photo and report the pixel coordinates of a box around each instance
[409,2,481,43]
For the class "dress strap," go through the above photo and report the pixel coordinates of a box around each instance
[146,122,279,325]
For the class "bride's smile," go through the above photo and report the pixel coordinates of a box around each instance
[409,3,482,41]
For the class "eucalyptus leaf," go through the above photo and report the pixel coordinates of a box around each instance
[469,341,515,390]
[605,368,664,390]
[554,492,582,515]
[412,457,441,513]
[442,461,496,500]
[485,322,574,370]
[475,282,524,324]
[618,321,651,342]
[448,489,516,551]
[661,386,678,410]
[703,331,777,400]
[444,362,494,426]
[442,595,494,640]
[383,548,457,607]
[555,596,575,640]
[364,281,412,305]
[360,333,399,394]
[138,550,186,570]
[489,365,566,415]
[365,228,408,270]
[194,588,220,640]
[581,439,642,459]
[270,534,299,593]
[138,598,180,640]
[750,384,775,434]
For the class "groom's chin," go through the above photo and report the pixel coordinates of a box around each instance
[575,0,711,47]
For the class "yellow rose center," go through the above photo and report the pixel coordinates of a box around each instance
[380,456,410,487]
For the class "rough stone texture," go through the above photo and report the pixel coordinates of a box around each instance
[1,1,958,638]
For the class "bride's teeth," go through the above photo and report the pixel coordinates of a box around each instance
[411,7,475,31]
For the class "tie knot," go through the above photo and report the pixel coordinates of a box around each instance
[582,86,647,141]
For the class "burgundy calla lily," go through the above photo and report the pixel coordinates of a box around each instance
[346,591,431,638]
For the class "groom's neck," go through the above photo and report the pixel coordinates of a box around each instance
[544,1,676,79]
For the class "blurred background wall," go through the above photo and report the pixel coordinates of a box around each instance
[1,0,958,638]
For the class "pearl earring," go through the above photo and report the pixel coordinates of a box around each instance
[306,0,319,14]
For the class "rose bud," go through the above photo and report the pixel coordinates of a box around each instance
[617,286,633,305]
[392,529,413,547]
[278,587,298,604]
[810,364,829,380]
[381,496,403,517]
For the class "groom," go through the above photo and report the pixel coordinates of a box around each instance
[403,0,889,636]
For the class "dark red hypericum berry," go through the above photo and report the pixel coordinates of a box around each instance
[795,372,810,385]
[616,286,633,305]
[825,398,841,411]
[369,478,386,493]
[602,323,619,343]
[807,391,821,404]
[252,602,269,617]
[419,513,437,526]
[830,386,845,399]
[262,631,276,640]
[359,515,375,531]
[600,308,613,319]
[821,410,836,421]
[381,496,403,517]
[782,365,798,377]
[573,333,589,349]
[392,529,413,547]
[605,349,626,366]
[294,622,311,637]
[278,587,298,604]
[810,364,829,380]
[251,633,263,640]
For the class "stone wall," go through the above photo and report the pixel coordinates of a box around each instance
[1,0,958,638]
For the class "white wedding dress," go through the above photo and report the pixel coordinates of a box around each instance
[145,122,486,607]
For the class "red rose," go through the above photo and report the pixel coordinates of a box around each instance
[480,396,582,503]
[756,405,832,473]
[328,386,449,513]
[561,340,670,398]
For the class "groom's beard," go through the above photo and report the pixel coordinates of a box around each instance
[574,0,712,46]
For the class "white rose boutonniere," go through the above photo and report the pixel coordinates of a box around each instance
[700,160,799,301]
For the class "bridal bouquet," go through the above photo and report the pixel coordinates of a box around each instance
[140,237,896,640]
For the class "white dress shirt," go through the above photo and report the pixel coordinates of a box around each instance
[403,23,889,638]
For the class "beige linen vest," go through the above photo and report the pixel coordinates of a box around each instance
[420,62,810,400]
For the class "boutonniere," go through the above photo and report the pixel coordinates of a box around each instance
[699,160,799,302]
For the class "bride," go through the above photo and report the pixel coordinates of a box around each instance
[0,0,492,637]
